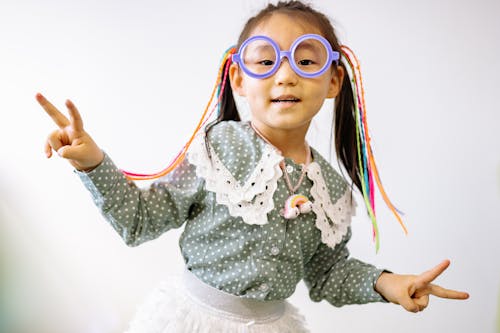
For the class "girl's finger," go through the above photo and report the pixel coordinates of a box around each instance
[399,294,419,313]
[36,93,70,129]
[44,141,53,158]
[416,259,450,286]
[46,131,65,155]
[66,99,84,132]
[428,284,470,300]
[413,295,429,312]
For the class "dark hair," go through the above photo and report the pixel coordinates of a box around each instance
[206,0,362,192]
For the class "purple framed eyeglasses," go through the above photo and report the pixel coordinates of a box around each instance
[232,34,340,79]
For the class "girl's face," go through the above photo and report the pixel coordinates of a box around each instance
[230,13,343,134]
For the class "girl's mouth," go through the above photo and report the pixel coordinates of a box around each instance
[271,95,301,103]
[271,98,300,103]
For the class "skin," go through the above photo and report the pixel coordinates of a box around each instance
[375,259,469,312]
[37,12,469,313]
[36,93,103,171]
[230,13,469,311]
[230,13,343,164]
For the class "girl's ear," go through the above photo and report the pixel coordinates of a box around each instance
[327,65,345,98]
[229,62,246,97]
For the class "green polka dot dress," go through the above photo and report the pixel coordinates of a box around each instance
[77,121,387,332]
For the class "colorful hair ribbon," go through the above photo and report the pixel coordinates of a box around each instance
[119,42,405,252]
[120,46,236,180]
[340,45,408,252]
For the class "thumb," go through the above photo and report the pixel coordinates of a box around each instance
[57,144,104,171]
[57,145,81,160]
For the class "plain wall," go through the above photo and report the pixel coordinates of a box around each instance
[1,0,499,332]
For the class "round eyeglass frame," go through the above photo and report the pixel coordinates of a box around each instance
[232,34,340,79]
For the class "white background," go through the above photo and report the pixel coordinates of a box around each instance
[1,0,499,332]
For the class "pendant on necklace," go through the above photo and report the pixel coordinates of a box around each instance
[278,145,312,220]
[281,193,313,219]
[248,122,313,220]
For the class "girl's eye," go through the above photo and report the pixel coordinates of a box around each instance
[298,59,315,66]
[259,60,275,66]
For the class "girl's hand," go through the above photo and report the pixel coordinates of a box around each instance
[36,93,104,172]
[375,259,469,312]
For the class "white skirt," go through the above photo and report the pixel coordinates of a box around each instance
[124,269,310,333]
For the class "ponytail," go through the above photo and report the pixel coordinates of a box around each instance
[204,56,240,155]
[120,47,235,181]
[206,57,240,127]
[336,46,408,251]
[334,62,362,193]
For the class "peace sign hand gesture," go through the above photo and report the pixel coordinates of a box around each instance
[36,93,104,172]
[375,259,469,312]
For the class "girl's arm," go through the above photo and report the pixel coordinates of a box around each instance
[37,93,205,246]
[303,228,469,311]
[303,228,387,306]
[76,154,204,246]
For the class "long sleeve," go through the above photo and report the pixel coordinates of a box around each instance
[303,228,387,306]
[76,153,205,247]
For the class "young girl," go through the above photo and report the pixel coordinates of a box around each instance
[36,1,468,332]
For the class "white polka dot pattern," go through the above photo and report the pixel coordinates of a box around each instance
[307,162,355,248]
[188,131,283,225]
[76,121,386,306]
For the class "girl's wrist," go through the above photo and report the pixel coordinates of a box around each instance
[375,271,393,301]
[75,150,105,173]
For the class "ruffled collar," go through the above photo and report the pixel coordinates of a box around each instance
[187,121,355,248]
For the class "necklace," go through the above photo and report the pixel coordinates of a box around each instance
[249,122,313,219]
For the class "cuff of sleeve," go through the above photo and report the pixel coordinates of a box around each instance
[74,152,124,197]
[373,268,392,303]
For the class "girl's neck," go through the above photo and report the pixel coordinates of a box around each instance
[250,120,310,164]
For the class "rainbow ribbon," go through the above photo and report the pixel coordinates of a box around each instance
[120,46,236,180]
[120,43,407,252]
[341,45,408,252]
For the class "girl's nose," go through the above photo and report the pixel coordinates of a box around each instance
[273,57,298,85]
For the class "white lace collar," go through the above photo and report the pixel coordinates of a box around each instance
[306,162,356,248]
[188,131,283,225]
[187,122,355,248]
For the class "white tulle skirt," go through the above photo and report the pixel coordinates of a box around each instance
[124,269,309,333]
